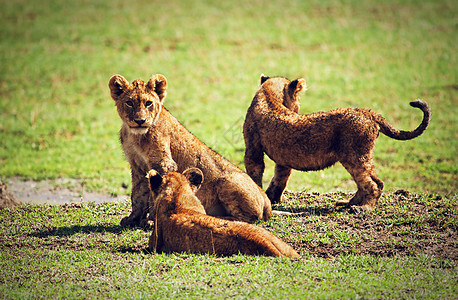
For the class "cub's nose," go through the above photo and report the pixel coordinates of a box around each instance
[134,119,146,126]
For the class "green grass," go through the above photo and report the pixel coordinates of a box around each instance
[0,0,457,298]
[0,0,456,195]
[1,250,455,299]
[1,195,456,299]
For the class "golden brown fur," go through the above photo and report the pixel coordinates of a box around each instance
[109,74,272,227]
[147,168,300,258]
[243,75,431,209]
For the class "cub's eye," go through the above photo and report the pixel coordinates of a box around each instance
[125,101,134,107]
[145,101,153,107]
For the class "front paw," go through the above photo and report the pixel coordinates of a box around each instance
[120,215,139,227]
[152,160,178,175]
[164,160,178,174]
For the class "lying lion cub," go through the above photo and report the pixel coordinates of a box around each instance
[147,168,300,258]
[109,74,272,227]
[243,75,431,209]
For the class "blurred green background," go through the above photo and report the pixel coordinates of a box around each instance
[1,0,456,196]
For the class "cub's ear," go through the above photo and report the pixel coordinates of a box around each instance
[109,75,130,101]
[146,169,163,192]
[260,74,270,85]
[183,168,204,192]
[146,74,168,103]
[288,78,307,96]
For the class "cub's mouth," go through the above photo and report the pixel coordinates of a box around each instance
[129,126,149,134]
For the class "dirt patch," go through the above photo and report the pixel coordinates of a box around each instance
[4,177,127,205]
[264,191,458,260]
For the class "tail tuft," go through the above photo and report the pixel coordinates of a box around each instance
[410,99,428,110]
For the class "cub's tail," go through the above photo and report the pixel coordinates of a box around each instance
[376,100,431,140]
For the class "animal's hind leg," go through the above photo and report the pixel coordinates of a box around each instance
[339,160,383,210]
[216,173,268,223]
[244,139,265,188]
[371,173,384,192]
[266,164,292,204]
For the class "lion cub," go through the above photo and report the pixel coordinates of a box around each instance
[109,74,271,227]
[243,75,431,209]
[147,168,300,258]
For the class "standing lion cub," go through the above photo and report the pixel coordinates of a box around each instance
[243,75,431,209]
[109,74,272,227]
[147,168,300,258]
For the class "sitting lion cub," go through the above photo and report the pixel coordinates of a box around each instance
[147,168,300,258]
[109,74,272,227]
[243,75,431,209]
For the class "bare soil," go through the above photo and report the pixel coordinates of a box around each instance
[265,191,457,260]
[1,177,126,206]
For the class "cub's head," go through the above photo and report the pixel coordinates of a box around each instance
[109,74,167,135]
[147,168,205,212]
[259,74,306,113]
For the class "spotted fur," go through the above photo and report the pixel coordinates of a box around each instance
[243,75,431,209]
[148,168,299,258]
[109,74,272,227]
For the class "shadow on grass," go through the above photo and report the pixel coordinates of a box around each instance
[27,223,155,255]
[118,245,152,255]
[272,206,351,216]
[29,223,125,238]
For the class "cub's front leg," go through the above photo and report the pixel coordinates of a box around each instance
[120,167,152,227]
[141,146,178,225]
[143,137,178,176]
[121,137,178,227]
[121,158,177,228]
